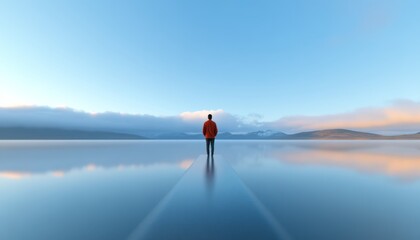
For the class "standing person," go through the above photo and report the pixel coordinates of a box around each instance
[203,114,218,156]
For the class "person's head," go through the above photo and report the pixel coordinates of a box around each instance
[208,114,212,120]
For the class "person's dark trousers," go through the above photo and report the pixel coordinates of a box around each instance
[206,138,215,156]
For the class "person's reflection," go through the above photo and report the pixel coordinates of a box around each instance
[206,155,215,193]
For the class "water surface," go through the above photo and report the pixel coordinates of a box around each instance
[1,140,419,240]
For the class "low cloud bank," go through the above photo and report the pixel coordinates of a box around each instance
[1,100,420,135]
[0,107,257,136]
[268,100,420,134]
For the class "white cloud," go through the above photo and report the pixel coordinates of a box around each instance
[0,106,258,136]
[2,100,420,135]
[180,109,224,121]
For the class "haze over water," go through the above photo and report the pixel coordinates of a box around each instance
[1,140,419,240]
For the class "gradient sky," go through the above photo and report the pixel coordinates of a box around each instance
[1,0,420,121]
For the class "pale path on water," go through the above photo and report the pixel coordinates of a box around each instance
[127,155,291,240]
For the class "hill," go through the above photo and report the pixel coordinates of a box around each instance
[283,129,384,140]
[0,127,145,140]
[2,127,420,140]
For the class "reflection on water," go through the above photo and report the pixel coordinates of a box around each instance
[0,171,32,180]
[205,155,215,193]
[3,140,420,182]
[206,156,215,177]
[0,140,202,240]
[220,140,420,181]
[290,141,420,181]
[280,148,420,180]
[128,155,288,240]
[222,141,420,240]
[179,159,194,169]
[0,140,203,180]
[1,140,420,240]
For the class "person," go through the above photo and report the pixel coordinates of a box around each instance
[202,114,218,156]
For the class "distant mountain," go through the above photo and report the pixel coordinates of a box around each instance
[283,129,384,140]
[155,132,202,139]
[0,127,145,139]
[156,129,420,140]
[200,131,287,139]
[1,127,420,140]
[246,130,287,139]
[388,132,420,140]
[156,130,288,139]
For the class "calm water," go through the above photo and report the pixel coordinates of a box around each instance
[1,140,420,240]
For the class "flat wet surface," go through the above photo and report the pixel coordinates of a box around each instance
[1,140,420,240]
[226,141,420,240]
[128,155,289,240]
[0,141,200,240]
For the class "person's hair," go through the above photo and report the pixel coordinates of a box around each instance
[208,114,212,120]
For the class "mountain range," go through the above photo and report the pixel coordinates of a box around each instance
[1,127,420,140]
[0,127,144,140]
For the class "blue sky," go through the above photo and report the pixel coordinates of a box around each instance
[1,0,420,122]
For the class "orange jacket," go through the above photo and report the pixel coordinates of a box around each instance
[203,120,218,139]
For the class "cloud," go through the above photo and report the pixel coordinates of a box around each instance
[180,109,224,121]
[267,100,420,134]
[2,100,420,135]
[0,106,259,136]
